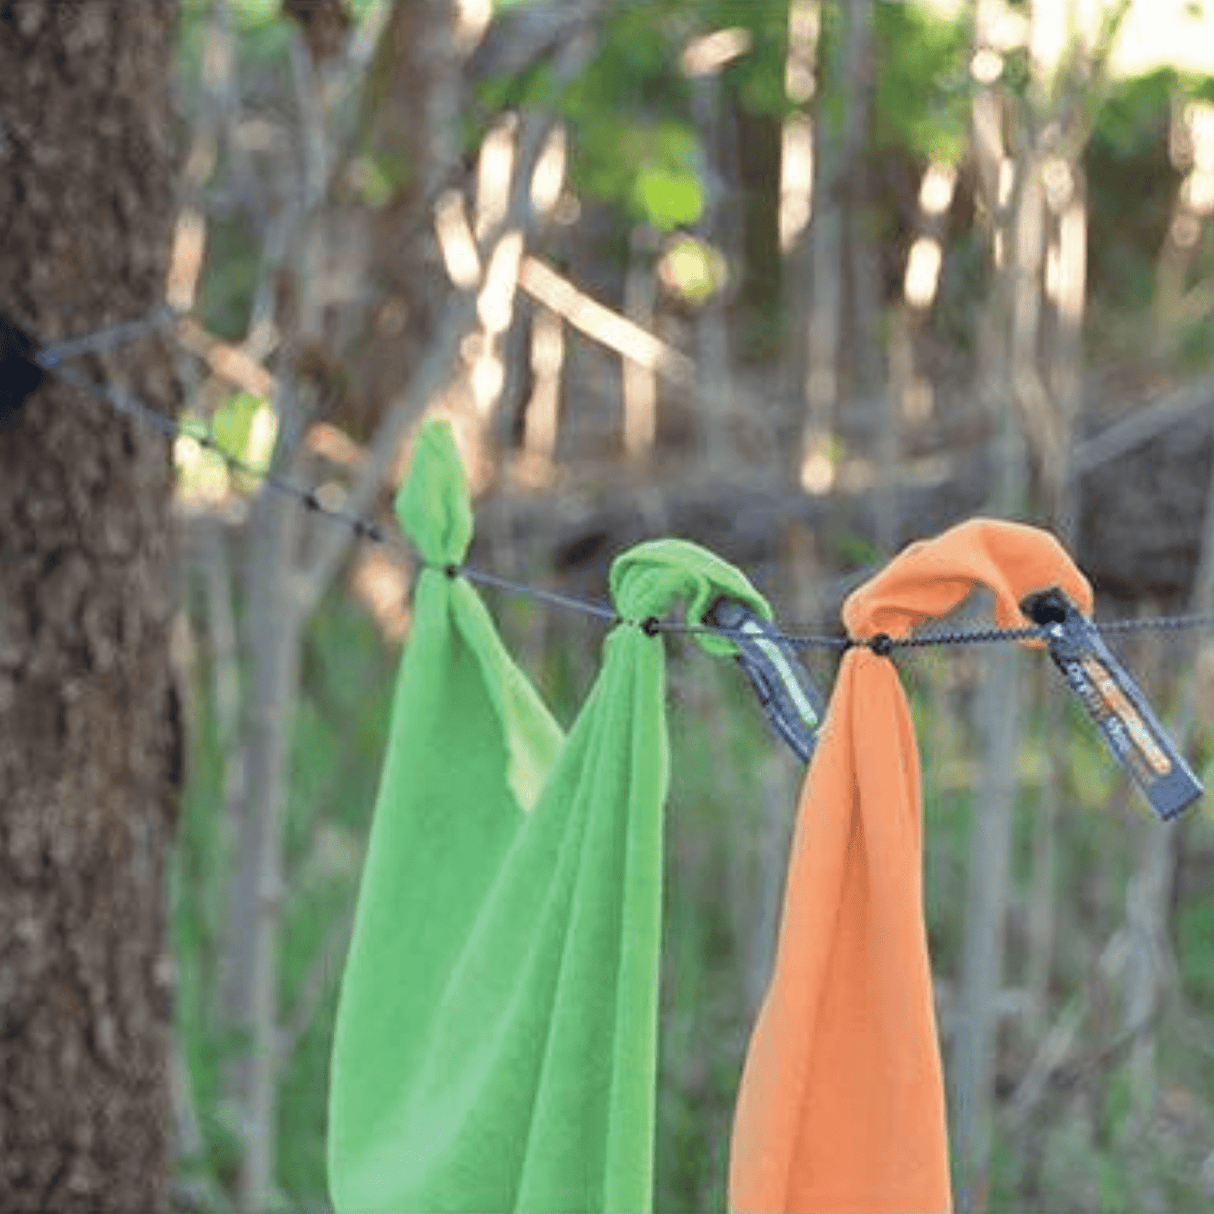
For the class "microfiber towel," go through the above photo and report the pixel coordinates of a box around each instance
[728,517,1093,1214]
[328,418,771,1213]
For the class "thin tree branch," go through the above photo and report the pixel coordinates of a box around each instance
[276,908,355,1071]
[1070,374,1214,477]
[177,318,277,400]
[518,257,694,384]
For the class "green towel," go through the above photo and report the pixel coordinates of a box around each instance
[327,419,770,1213]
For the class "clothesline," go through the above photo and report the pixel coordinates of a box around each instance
[18,307,1214,653]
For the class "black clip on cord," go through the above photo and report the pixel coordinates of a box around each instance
[704,598,827,763]
[1022,586,1202,820]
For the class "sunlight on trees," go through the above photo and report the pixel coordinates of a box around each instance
[529,123,568,216]
[168,209,208,312]
[680,26,753,78]
[520,306,566,477]
[905,238,945,309]
[475,112,517,239]
[778,0,818,251]
[454,0,492,55]
[434,188,482,288]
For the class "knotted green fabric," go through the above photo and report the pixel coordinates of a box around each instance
[328,419,770,1212]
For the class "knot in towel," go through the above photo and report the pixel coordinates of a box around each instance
[395,419,474,567]
[843,516,1093,643]
[609,539,771,656]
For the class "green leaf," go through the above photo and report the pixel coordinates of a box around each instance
[229,0,280,31]
[633,169,703,231]
[212,391,261,460]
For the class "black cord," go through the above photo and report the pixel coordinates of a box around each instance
[30,308,1214,653]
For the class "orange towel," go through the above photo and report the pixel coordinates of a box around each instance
[729,518,1093,1214]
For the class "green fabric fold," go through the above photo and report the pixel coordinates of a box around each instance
[610,538,772,656]
[328,419,769,1212]
[396,418,474,567]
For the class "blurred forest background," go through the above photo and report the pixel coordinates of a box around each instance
[65,0,1214,1209]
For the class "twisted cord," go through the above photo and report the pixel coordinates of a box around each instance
[1095,613,1214,634]
[893,624,1048,648]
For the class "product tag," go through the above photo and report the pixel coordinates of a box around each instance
[1023,587,1202,820]
[705,598,826,763]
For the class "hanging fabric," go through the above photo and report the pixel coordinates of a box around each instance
[729,518,1094,1214]
[328,418,771,1213]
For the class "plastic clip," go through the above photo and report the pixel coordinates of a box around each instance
[1023,587,1202,820]
[704,598,826,764]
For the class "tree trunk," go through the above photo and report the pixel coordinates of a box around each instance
[234,478,302,1213]
[801,79,842,490]
[841,0,879,402]
[691,72,736,473]
[1026,158,1087,1032]
[0,2,181,1209]
[801,0,876,493]
[779,0,818,459]
[948,13,1027,1208]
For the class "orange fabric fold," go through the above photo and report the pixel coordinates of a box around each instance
[729,518,1093,1214]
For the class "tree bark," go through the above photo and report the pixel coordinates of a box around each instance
[0,1,181,1209]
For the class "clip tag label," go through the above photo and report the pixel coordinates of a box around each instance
[705,598,825,763]
[1023,588,1202,820]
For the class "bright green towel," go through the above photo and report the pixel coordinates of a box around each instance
[327,419,770,1213]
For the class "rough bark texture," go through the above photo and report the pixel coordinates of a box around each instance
[0,2,181,1209]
